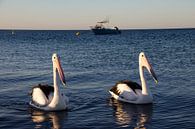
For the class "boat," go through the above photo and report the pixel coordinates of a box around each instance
[90,20,121,35]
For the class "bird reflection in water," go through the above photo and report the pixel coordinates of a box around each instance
[29,108,68,129]
[109,98,153,128]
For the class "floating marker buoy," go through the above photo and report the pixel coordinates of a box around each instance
[75,32,80,36]
[11,30,15,35]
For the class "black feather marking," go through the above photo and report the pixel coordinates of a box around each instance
[110,80,142,94]
[118,80,142,93]
[110,85,121,96]
[31,84,54,99]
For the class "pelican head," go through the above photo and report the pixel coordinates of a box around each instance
[139,52,158,84]
[52,53,66,85]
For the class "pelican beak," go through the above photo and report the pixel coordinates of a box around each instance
[150,68,158,84]
[56,56,66,86]
[143,55,158,84]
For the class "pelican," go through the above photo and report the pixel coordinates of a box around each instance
[109,52,158,104]
[29,53,69,111]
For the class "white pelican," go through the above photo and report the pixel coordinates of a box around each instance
[109,52,158,104]
[29,53,69,111]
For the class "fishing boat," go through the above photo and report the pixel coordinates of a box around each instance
[90,20,121,35]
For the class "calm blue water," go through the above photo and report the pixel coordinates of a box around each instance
[0,29,194,129]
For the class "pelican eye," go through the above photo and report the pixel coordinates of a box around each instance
[142,55,144,57]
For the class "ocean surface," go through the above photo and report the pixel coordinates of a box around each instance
[0,29,194,129]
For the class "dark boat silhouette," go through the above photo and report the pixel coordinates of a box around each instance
[90,19,121,35]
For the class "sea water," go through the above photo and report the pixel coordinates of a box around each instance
[0,29,194,129]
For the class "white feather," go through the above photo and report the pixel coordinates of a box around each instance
[117,84,137,101]
[32,88,48,106]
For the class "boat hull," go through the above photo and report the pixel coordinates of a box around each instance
[91,28,121,35]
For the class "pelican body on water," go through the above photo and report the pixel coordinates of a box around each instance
[109,52,158,104]
[29,53,68,111]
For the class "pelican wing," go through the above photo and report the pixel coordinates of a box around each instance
[110,80,142,101]
[117,80,142,92]
[31,84,54,106]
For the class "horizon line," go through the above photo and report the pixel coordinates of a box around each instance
[0,27,195,31]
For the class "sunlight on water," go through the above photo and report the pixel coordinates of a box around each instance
[109,98,152,128]
[30,109,68,129]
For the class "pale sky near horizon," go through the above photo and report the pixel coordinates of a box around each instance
[0,0,195,30]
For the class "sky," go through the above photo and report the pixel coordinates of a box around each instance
[0,0,195,30]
